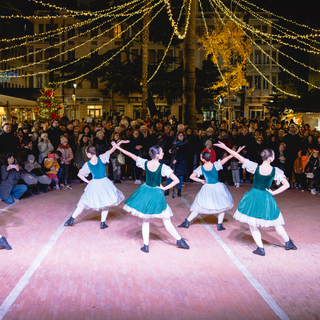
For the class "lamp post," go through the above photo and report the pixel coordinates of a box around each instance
[72,83,77,118]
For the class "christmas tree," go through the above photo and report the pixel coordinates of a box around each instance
[36,87,61,123]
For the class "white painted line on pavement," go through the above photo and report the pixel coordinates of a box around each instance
[0,206,77,320]
[180,196,290,320]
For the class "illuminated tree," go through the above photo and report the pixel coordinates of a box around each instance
[36,88,61,123]
[200,18,253,123]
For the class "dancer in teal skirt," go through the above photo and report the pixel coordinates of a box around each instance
[113,142,189,253]
[215,142,297,256]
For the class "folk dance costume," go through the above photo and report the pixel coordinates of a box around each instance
[178,160,234,230]
[0,235,12,250]
[233,159,297,256]
[122,156,189,253]
[64,150,125,229]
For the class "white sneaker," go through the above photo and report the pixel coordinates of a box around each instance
[65,185,72,190]
[311,188,316,195]
[137,180,141,184]
[134,180,138,184]
[236,183,240,188]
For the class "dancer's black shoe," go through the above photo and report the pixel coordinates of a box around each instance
[0,237,12,250]
[178,189,181,197]
[253,246,265,256]
[177,238,190,249]
[217,223,226,231]
[164,190,169,196]
[64,217,74,226]
[141,244,149,253]
[100,222,108,229]
[285,238,297,250]
[178,219,189,228]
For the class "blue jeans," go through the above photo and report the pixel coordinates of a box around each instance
[166,175,183,190]
[0,185,28,204]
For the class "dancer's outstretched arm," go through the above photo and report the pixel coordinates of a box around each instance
[266,178,290,196]
[158,173,179,191]
[108,140,129,155]
[112,141,138,161]
[220,146,245,165]
[214,142,246,163]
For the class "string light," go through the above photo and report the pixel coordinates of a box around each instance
[6,1,164,79]
[1,0,152,64]
[27,0,145,17]
[1,0,161,72]
[52,3,166,85]
[211,0,301,98]
[233,0,320,52]
[238,0,320,34]
[148,0,185,82]
[214,0,320,77]
[164,0,193,39]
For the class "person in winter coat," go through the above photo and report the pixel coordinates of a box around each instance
[293,150,308,192]
[165,132,189,198]
[75,135,91,169]
[127,130,143,184]
[44,153,61,190]
[304,149,320,195]
[38,133,54,164]
[0,123,18,154]
[57,137,74,189]
[0,153,27,204]
[185,127,200,180]
[47,119,64,150]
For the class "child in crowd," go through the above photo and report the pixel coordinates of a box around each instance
[24,154,51,193]
[44,153,60,190]
[230,145,241,188]
[294,150,308,192]
[57,137,74,189]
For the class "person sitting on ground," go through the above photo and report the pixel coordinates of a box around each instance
[0,153,27,204]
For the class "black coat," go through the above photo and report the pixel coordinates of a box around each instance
[0,132,18,155]
[0,165,21,201]
[171,142,188,176]
[47,126,64,150]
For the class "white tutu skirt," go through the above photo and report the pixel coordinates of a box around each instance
[123,204,173,219]
[80,177,125,211]
[233,210,285,227]
[190,183,234,214]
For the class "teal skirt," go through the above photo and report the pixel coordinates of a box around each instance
[124,184,173,219]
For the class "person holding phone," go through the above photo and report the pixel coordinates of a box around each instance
[0,153,27,204]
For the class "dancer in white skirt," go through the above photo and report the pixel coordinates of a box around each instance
[178,147,244,231]
[64,143,125,229]
[113,143,189,253]
[0,234,12,250]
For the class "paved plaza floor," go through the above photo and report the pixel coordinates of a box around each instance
[0,181,319,320]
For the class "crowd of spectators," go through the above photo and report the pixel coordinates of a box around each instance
[0,112,319,204]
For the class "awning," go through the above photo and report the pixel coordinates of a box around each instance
[0,94,36,107]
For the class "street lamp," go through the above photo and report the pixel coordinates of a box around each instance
[72,83,77,115]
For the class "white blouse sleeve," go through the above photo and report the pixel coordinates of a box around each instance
[79,162,91,177]
[214,160,223,171]
[193,166,203,177]
[242,159,258,174]
[136,156,147,170]
[161,164,173,178]
[274,167,286,185]
[99,151,110,164]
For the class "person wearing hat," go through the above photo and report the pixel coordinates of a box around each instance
[0,153,27,204]
[57,136,74,189]
[304,149,320,195]
[38,133,54,164]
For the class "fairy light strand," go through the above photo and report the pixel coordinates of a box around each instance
[6,1,164,79]
[52,3,166,85]
[1,0,153,64]
[147,0,185,82]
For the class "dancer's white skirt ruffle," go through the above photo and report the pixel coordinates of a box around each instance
[123,204,173,219]
[80,177,125,211]
[190,183,234,214]
[233,210,285,227]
